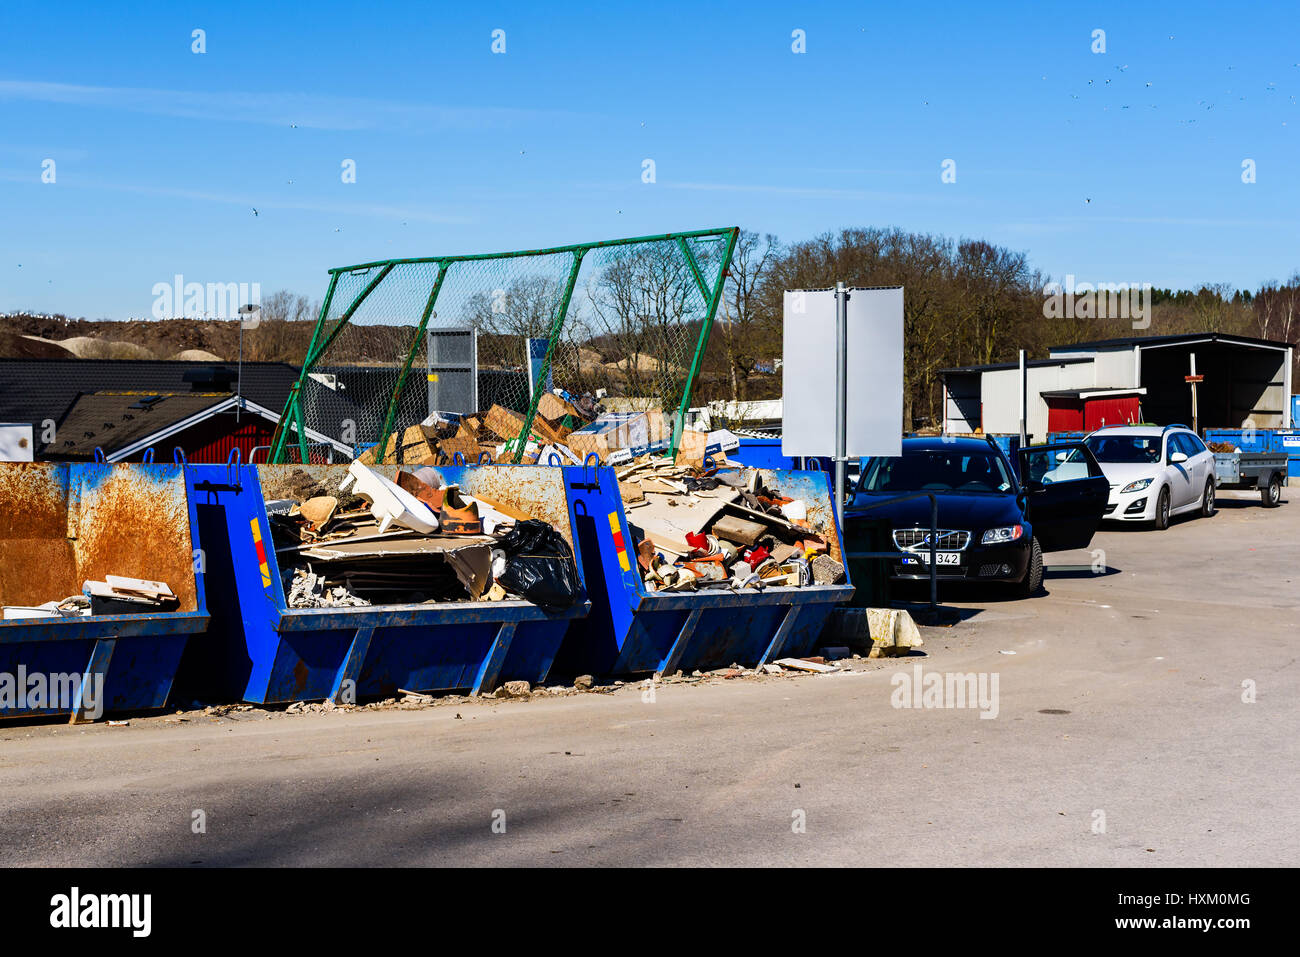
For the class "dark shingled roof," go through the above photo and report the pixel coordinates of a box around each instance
[43,392,233,459]
[0,358,301,441]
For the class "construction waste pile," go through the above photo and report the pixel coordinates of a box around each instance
[360,390,737,470]
[269,461,579,611]
[355,391,843,596]
[617,463,846,593]
[2,576,177,621]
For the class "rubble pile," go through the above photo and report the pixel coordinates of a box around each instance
[2,575,176,620]
[617,462,847,593]
[271,461,579,610]
[357,390,738,470]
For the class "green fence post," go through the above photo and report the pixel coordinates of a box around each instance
[669,227,739,458]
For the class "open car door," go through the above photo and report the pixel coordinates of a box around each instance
[1017,443,1109,552]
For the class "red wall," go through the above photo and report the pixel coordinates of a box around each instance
[1046,399,1084,432]
[119,413,276,463]
[1084,396,1141,431]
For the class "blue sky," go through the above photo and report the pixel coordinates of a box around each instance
[1,0,1297,319]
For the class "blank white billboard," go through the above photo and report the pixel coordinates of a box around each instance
[781,286,903,458]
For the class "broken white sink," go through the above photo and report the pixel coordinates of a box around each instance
[338,461,439,534]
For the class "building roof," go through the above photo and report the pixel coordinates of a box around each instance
[42,389,353,461]
[941,357,1092,376]
[1040,387,1148,400]
[44,392,233,458]
[1049,332,1293,353]
[0,358,302,438]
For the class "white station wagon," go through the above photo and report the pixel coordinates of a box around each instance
[1082,425,1217,529]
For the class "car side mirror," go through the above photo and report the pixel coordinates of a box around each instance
[1170,451,1188,464]
[1055,451,1069,462]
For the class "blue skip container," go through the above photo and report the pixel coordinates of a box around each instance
[554,467,854,677]
[0,463,209,720]
[178,462,592,704]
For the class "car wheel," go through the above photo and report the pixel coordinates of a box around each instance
[1201,478,1215,517]
[1153,487,1171,530]
[1262,474,1282,508]
[1017,536,1043,597]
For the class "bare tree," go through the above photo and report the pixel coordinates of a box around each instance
[717,230,781,401]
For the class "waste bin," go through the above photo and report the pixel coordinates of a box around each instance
[1046,431,1087,444]
[178,462,591,704]
[554,467,854,677]
[1204,428,1269,452]
[0,463,209,720]
[731,437,832,473]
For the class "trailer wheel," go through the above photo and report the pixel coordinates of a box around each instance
[1261,474,1282,508]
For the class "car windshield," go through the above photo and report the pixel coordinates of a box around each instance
[859,449,1016,495]
[1084,434,1161,464]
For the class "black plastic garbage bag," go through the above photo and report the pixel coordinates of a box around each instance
[496,520,580,610]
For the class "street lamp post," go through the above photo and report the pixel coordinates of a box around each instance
[237,302,262,423]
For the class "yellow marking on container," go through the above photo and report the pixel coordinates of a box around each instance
[427,373,439,382]
[608,511,631,572]
[250,518,273,588]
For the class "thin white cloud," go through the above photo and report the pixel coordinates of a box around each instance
[0,170,469,224]
[0,79,577,131]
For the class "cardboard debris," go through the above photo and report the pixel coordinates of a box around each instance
[297,536,493,600]
[266,466,576,610]
[104,574,176,601]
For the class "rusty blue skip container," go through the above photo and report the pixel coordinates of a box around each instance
[177,462,592,704]
[0,463,209,720]
[553,467,854,677]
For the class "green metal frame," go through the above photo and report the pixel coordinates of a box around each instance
[270,227,740,464]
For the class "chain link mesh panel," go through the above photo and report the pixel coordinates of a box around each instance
[270,228,738,464]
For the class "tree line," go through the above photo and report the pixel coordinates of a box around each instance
[696,228,1300,428]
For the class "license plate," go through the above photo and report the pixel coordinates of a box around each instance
[905,551,961,565]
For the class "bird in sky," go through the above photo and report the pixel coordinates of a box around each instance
[252,208,258,216]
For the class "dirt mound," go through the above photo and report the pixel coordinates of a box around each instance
[48,336,158,359]
[0,332,76,359]
[171,348,225,361]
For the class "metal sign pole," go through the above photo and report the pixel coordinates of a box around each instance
[834,282,848,508]
[1018,349,1027,446]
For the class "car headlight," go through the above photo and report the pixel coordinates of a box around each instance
[1121,478,1153,493]
[981,525,1024,544]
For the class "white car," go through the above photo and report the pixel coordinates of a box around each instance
[1082,425,1217,529]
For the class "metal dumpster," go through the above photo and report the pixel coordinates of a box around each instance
[177,463,591,704]
[1204,428,1270,453]
[554,467,854,677]
[0,463,209,720]
[1046,431,1087,444]
[731,437,832,473]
